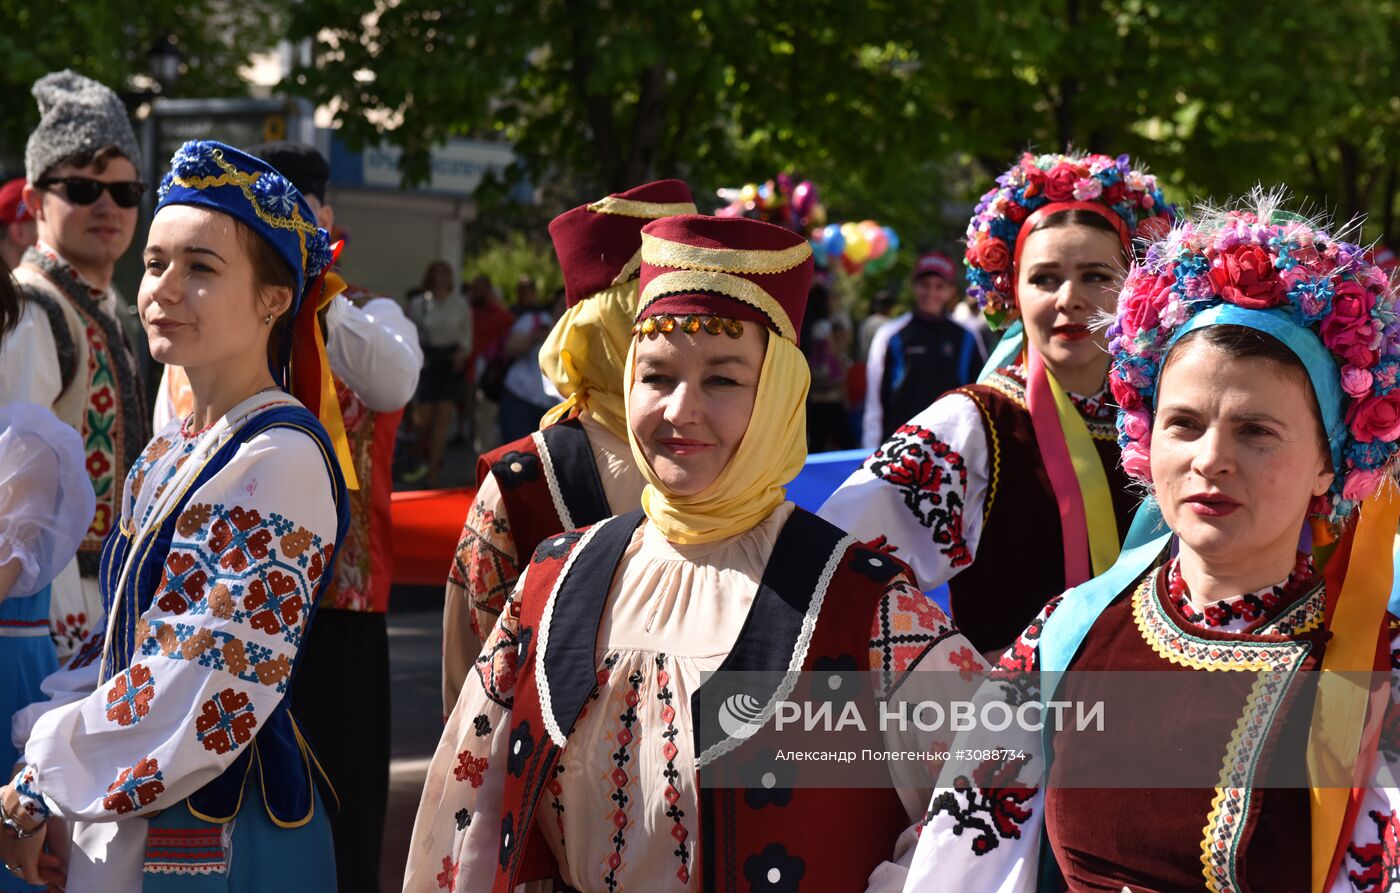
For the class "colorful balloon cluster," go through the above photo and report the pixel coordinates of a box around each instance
[715,173,827,232]
[811,219,901,276]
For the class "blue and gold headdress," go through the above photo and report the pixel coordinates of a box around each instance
[156,140,333,306]
[154,139,357,488]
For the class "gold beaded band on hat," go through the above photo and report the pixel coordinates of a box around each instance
[633,314,746,339]
[586,196,698,219]
[640,232,812,275]
[638,270,796,342]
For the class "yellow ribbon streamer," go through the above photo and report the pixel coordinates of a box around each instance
[1309,486,1399,891]
[1043,367,1120,576]
[306,271,358,490]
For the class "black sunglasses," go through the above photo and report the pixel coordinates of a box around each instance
[37,177,146,209]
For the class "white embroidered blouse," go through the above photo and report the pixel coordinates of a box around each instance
[8,394,340,893]
[818,365,1115,595]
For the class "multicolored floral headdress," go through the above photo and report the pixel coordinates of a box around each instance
[156,140,334,306]
[965,151,1175,328]
[1108,194,1400,523]
[153,140,356,488]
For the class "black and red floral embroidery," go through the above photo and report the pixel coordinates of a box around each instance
[436,855,459,889]
[866,424,972,567]
[455,750,488,788]
[1347,808,1400,892]
[743,843,806,892]
[849,547,903,584]
[655,655,691,885]
[604,668,644,891]
[474,619,521,709]
[1166,552,1315,630]
[507,720,535,777]
[927,753,1035,856]
[740,748,795,810]
[868,578,958,695]
[450,501,520,640]
[533,530,584,564]
[492,450,540,489]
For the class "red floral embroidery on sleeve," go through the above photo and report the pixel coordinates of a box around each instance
[1347,809,1400,892]
[867,424,972,567]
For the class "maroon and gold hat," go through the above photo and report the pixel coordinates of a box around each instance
[548,179,697,308]
[635,215,814,344]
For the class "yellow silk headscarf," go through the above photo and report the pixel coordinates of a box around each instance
[624,331,810,544]
[538,279,639,442]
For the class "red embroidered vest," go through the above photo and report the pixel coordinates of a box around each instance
[490,508,911,892]
[475,416,613,567]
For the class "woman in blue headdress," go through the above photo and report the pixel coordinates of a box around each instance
[903,196,1400,892]
[0,141,351,893]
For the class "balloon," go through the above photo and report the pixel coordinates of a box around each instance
[740,183,759,204]
[867,227,889,260]
[840,221,860,243]
[792,180,818,217]
[865,250,897,274]
[858,220,882,243]
[821,224,845,258]
[758,181,772,202]
[809,204,828,227]
[810,238,829,268]
[882,226,900,254]
[840,255,863,276]
[845,231,871,264]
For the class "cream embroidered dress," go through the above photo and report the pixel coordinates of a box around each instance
[406,502,978,892]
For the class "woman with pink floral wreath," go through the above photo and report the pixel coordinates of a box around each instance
[904,196,1400,892]
[822,152,1175,655]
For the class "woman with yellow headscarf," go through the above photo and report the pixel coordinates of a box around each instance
[440,180,696,712]
[405,215,990,892]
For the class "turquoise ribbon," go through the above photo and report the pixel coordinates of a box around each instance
[1038,497,1170,678]
[978,319,1024,383]
[1155,305,1344,473]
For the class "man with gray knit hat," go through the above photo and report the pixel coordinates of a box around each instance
[0,69,150,662]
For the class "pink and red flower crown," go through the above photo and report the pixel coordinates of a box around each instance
[965,151,1175,328]
[1108,197,1400,522]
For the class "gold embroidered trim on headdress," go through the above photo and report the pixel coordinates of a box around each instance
[639,269,797,343]
[641,232,813,275]
[170,148,321,271]
[611,249,643,287]
[586,196,698,219]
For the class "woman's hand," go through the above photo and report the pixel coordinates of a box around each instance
[0,783,63,890]
[0,819,64,891]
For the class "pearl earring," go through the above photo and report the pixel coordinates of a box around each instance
[263,313,274,325]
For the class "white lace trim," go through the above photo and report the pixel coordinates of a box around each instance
[532,429,575,533]
[536,516,614,748]
[695,533,855,768]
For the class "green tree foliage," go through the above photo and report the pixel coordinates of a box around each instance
[0,0,284,172]
[467,230,565,302]
[291,0,1400,248]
